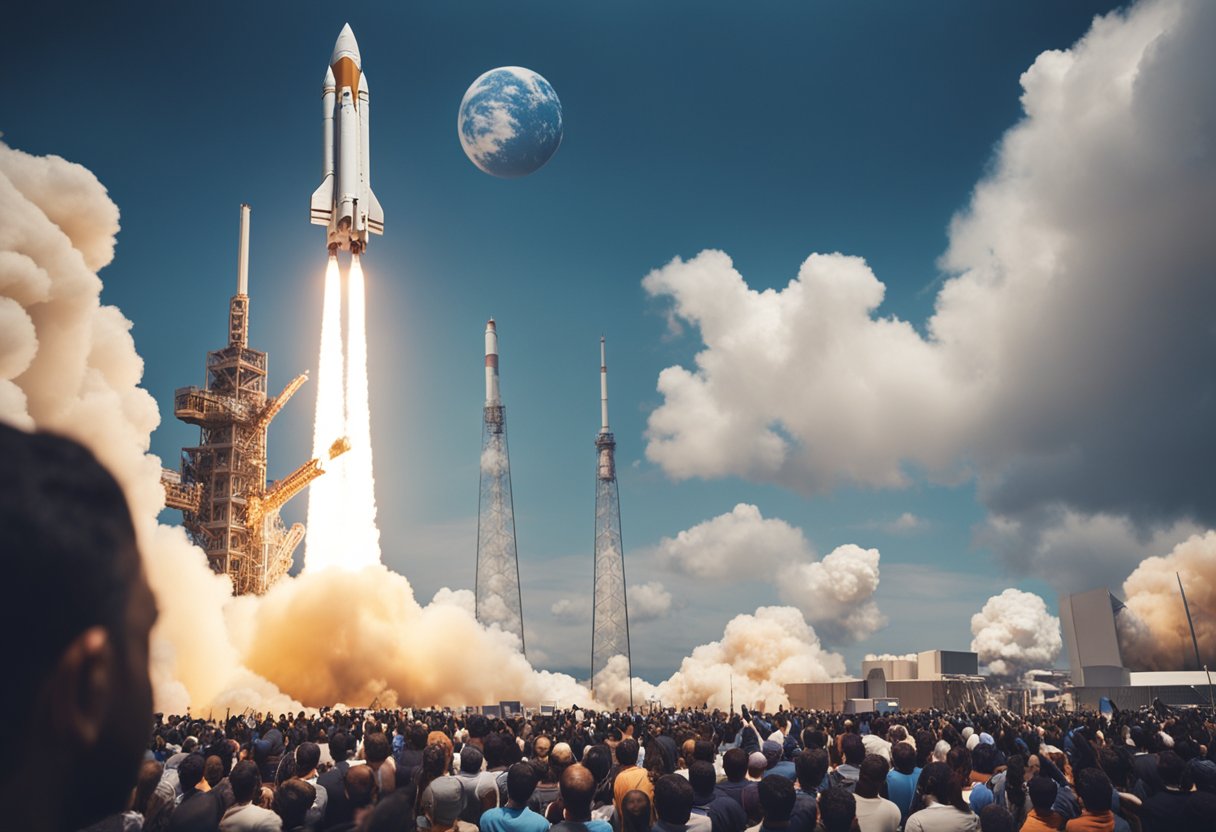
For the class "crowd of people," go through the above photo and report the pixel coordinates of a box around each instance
[83,701,1215,832]
[5,402,1216,832]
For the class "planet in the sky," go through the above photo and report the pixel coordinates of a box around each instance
[458,67,563,178]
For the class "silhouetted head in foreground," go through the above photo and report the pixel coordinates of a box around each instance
[0,423,157,832]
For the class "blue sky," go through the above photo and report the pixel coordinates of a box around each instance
[6,0,1141,680]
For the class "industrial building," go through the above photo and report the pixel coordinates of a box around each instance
[786,650,989,712]
[1060,587,1215,708]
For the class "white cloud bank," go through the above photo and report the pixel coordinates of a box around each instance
[970,589,1062,677]
[641,0,1216,594]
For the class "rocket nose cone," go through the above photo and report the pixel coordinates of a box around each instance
[331,22,362,66]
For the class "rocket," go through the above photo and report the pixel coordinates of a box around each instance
[485,319,501,405]
[310,23,384,254]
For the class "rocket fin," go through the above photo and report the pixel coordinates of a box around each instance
[367,187,384,235]
[310,174,334,226]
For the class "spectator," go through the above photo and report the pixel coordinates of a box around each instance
[831,735,865,793]
[219,761,281,831]
[816,788,856,832]
[479,762,550,832]
[653,774,707,832]
[789,750,825,832]
[0,425,158,832]
[457,745,499,823]
[689,760,746,832]
[853,755,900,832]
[275,779,316,832]
[1138,751,1191,832]
[293,741,327,829]
[317,732,354,828]
[1021,777,1064,832]
[716,748,750,809]
[886,740,922,824]
[422,776,478,832]
[614,739,654,821]
[169,753,224,831]
[551,763,613,832]
[619,791,652,832]
[745,775,795,832]
[1067,768,1130,832]
[905,762,977,832]
[977,805,1014,832]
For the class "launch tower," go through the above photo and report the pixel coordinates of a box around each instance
[162,205,348,595]
[591,337,632,705]
[475,319,526,649]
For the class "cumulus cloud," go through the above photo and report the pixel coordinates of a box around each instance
[641,0,1216,591]
[594,606,849,711]
[1119,531,1216,670]
[629,581,673,622]
[780,544,885,643]
[653,503,813,579]
[970,589,1062,677]
[549,581,672,626]
[881,513,929,535]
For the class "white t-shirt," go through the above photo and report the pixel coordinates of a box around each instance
[854,794,901,832]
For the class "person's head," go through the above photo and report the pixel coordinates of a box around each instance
[931,740,951,763]
[856,755,889,799]
[559,763,597,819]
[688,760,716,797]
[1028,777,1058,814]
[230,760,263,804]
[178,753,206,792]
[758,775,795,823]
[422,776,466,828]
[533,735,552,759]
[0,426,157,829]
[132,760,164,815]
[918,762,966,812]
[330,731,350,763]
[871,718,889,740]
[582,744,612,782]
[617,737,640,767]
[1157,750,1186,788]
[460,744,484,774]
[654,774,694,826]
[971,742,997,776]
[1074,767,1114,814]
[467,714,490,741]
[484,731,513,769]
[817,787,856,832]
[204,755,224,788]
[296,741,321,777]
[891,740,917,776]
[620,789,652,832]
[840,734,865,766]
[795,748,829,793]
[364,732,391,765]
[762,740,783,769]
[344,764,378,809]
[275,778,316,829]
[693,740,715,764]
[748,752,769,779]
[723,747,749,782]
[979,804,1015,832]
[946,745,972,780]
[506,760,540,805]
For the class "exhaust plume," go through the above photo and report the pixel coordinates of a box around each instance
[304,255,347,571]
[1119,531,1216,670]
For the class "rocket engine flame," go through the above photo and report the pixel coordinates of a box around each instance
[304,256,347,571]
[343,254,381,568]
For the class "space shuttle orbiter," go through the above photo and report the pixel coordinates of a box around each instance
[310,23,384,254]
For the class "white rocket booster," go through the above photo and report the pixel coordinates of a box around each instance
[310,23,384,253]
[485,319,500,405]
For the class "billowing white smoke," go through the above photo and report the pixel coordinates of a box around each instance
[1119,531,1216,670]
[653,504,884,642]
[0,141,600,712]
[969,589,1062,677]
[629,582,674,623]
[595,606,849,710]
[780,544,885,643]
[640,0,1216,593]
[0,143,301,715]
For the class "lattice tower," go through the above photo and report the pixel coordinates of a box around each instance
[475,319,526,649]
[162,205,345,594]
[591,336,632,706]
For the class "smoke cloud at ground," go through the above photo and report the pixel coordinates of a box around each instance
[1119,531,1216,670]
[970,589,1062,677]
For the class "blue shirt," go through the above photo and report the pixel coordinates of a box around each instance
[479,806,552,832]
[885,768,921,822]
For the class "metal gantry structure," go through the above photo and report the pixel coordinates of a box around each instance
[475,319,526,649]
[591,336,632,706]
[161,205,348,595]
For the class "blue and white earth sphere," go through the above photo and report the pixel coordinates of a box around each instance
[458,67,563,178]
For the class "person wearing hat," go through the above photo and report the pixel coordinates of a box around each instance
[762,742,796,781]
[424,775,480,832]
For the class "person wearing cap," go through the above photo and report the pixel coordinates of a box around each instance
[424,775,480,832]
[761,741,796,781]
